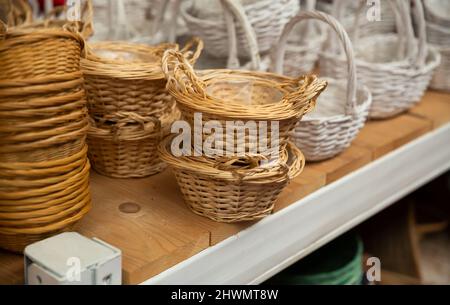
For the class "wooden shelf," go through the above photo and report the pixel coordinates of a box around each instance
[1,91,449,285]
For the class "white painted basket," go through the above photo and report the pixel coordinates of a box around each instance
[275,0,327,76]
[181,0,299,59]
[273,11,372,162]
[423,0,450,28]
[320,0,441,119]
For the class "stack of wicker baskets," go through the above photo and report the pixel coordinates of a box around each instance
[81,39,203,178]
[160,50,327,222]
[0,24,91,252]
[423,0,450,92]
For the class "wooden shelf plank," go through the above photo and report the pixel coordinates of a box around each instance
[353,115,432,159]
[308,146,372,184]
[409,91,450,129]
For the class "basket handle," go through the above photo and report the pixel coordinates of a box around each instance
[179,36,204,65]
[298,0,318,43]
[273,11,357,114]
[220,0,261,70]
[286,142,305,180]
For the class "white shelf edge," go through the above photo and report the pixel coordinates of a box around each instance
[141,123,450,285]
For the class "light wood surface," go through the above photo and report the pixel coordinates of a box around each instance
[0,91,448,285]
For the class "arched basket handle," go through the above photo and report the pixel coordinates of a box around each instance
[272,11,357,115]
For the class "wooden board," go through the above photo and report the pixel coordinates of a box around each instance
[0,92,447,285]
[353,115,432,159]
[409,91,450,129]
[308,146,372,184]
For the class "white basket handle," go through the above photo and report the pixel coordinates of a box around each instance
[298,0,318,43]
[113,0,137,40]
[272,11,357,115]
[220,0,261,70]
[410,0,428,67]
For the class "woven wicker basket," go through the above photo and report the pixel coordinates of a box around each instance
[273,11,372,162]
[423,0,450,27]
[320,0,441,119]
[87,106,180,178]
[82,39,203,120]
[159,136,305,223]
[162,49,327,159]
[181,0,299,60]
[0,27,84,81]
[0,72,88,163]
[0,147,91,253]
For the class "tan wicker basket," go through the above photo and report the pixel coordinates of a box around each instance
[0,27,84,81]
[159,136,305,223]
[82,39,203,120]
[162,49,327,159]
[87,106,180,178]
[0,73,88,163]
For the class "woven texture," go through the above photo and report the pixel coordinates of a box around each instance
[162,49,327,159]
[159,136,305,223]
[181,0,299,59]
[320,0,441,119]
[272,11,371,161]
[0,24,90,253]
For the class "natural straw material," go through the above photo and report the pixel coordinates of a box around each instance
[0,27,85,80]
[159,136,305,223]
[82,39,203,119]
[162,50,327,158]
[87,106,180,178]
[273,11,372,161]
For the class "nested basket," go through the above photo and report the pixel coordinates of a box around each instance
[181,0,299,60]
[87,106,180,178]
[0,72,88,163]
[0,146,91,252]
[0,26,84,80]
[276,0,327,76]
[273,11,372,161]
[320,0,441,119]
[159,136,305,222]
[81,39,203,120]
[162,50,327,159]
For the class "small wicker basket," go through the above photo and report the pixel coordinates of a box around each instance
[159,136,305,223]
[320,0,441,119]
[82,39,203,120]
[273,11,372,161]
[162,50,327,159]
[87,106,180,178]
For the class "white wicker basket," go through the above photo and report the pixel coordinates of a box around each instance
[276,0,327,76]
[425,21,450,92]
[181,0,299,59]
[423,0,450,27]
[273,11,372,162]
[320,0,441,119]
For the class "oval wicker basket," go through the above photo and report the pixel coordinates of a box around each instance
[0,27,84,81]
[162,50,327,159]
[82,38,203,120]
[159,136,305,223]
[320,0,441,119]
[273,11,372,161]
[87,106,180,178]
[181,0,299,59]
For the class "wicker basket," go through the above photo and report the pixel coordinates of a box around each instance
[423,0,450,27]
[320,0,441,119]
[181,0,299,60]
[0,73,88,163]
[82,39,203,120]
[273,11,372,161]
[0,27,84,81]
[274,0,326,77]
[162,49,327,159]
[0,147,91,253]
[159,136,305,223]
[87,106,180,178]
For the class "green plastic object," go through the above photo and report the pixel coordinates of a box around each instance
[270,233,364,285]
